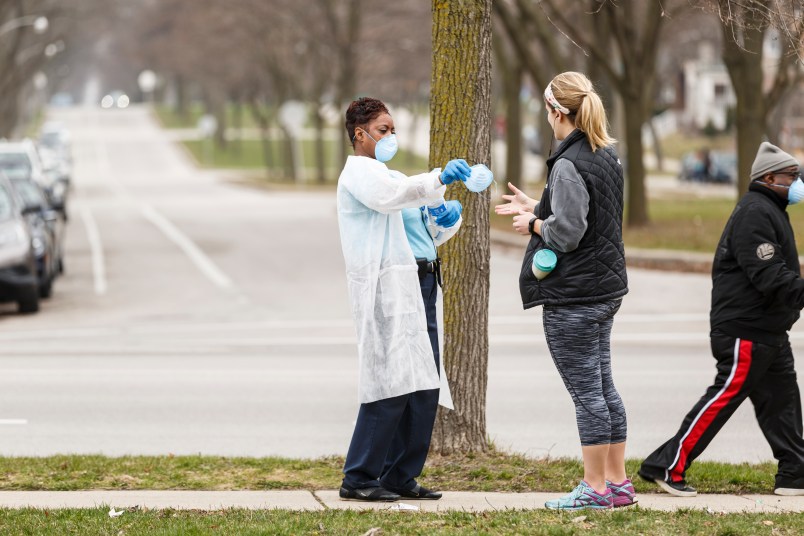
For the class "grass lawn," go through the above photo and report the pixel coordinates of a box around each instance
[0,508,801,536]
[0,453,782,495]
[0,454,798,533]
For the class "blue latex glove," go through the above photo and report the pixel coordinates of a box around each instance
[440,159,471,184]
[435,200,462,228]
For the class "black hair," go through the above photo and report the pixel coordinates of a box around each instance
[345,97,389,148]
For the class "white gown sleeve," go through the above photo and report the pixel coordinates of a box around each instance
[343,159,446,214]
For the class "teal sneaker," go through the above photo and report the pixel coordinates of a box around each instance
[607,479,638,507]
[545,480,613,510]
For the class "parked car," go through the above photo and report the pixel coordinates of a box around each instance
[38,121,72,166]
[0,139,50,189]
[0,139,68,215]
[37,147,70,219]
[6,174,65,298]
[49,92,74,107]
[679,149,736,184]
[0,173,39,313]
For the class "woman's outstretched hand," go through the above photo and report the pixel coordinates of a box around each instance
[513,210,537,236]
[494,182,537,215]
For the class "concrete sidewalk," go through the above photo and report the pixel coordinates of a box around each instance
[0,490,801,513]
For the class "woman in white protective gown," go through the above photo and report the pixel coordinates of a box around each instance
[336,97,471,502]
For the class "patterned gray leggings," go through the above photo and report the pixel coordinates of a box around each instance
[542,298,627,446]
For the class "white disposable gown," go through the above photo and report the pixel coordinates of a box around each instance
[337,155,449,405]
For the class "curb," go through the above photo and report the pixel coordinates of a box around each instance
[491,229,804,275]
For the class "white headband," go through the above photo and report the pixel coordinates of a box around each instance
[544,84,571,115]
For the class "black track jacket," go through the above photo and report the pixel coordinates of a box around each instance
[711,183,804,345]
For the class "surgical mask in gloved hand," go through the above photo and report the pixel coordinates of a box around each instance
[778,178,804,205]
[440,159,471,184]
[465,164,494,192]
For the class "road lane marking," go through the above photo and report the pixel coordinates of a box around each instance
[80,206,107,295]
[90,111,235,293]
[141,204,233,289]
[0,419,27,425]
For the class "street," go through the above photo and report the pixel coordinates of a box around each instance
[1,106,802,463]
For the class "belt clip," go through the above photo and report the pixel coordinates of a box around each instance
[434,257,442,288]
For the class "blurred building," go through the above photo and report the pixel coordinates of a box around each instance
[679,42,736,132]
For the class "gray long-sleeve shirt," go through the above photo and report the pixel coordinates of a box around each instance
[539,158,589,253]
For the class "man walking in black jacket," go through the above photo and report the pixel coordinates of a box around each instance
[639,142,804,497]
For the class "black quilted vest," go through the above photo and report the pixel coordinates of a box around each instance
[519,129,628,308]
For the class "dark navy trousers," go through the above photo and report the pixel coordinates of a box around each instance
[342,271,440,491]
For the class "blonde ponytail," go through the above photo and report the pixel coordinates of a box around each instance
[547,72,615,152]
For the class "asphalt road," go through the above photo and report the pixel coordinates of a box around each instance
[1,106,802,464]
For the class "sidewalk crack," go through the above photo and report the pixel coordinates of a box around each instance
[311,490,329,509]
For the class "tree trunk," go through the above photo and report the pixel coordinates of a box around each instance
[249,103,276,179]
[495,31,523,189]
[504,63,523,188]
[233,97,243,157]
[722,19,766,194]
[623,93,649,226]
[0,70,22,138]
[430,0,492,455]
[279,124,298,182]
[175,75,188,120]
[647,118,664,172]
[206,95,227,150]
[313,103,327,183]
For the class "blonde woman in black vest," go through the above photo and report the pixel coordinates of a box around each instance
[496,72,632,510]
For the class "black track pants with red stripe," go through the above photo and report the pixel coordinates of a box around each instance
[640,330,804,484]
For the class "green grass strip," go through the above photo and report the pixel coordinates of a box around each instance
[0,453,781,495]
[0,508,801,535]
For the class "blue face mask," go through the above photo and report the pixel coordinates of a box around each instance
[359,129,398,163]
[775,177,804,205]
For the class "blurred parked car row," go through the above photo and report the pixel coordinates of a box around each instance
[0,122,71,314]
[679,149,737,184]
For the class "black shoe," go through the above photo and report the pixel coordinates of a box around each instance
[339,486,400,502]
[385,483,442,500]
[774,476,804,496]
[638,469,697,497]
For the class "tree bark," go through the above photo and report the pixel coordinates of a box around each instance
[721,12,766,194]
[503,63,523,188]
[493,28,523,188]
[622,96,649,225]
[647,118,664,173]
[321,0,362,165]
[429,0,492,455]
[248,100,276,179]
[313,102,327,183]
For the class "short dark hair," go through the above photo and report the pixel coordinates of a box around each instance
[345,97,389,147]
